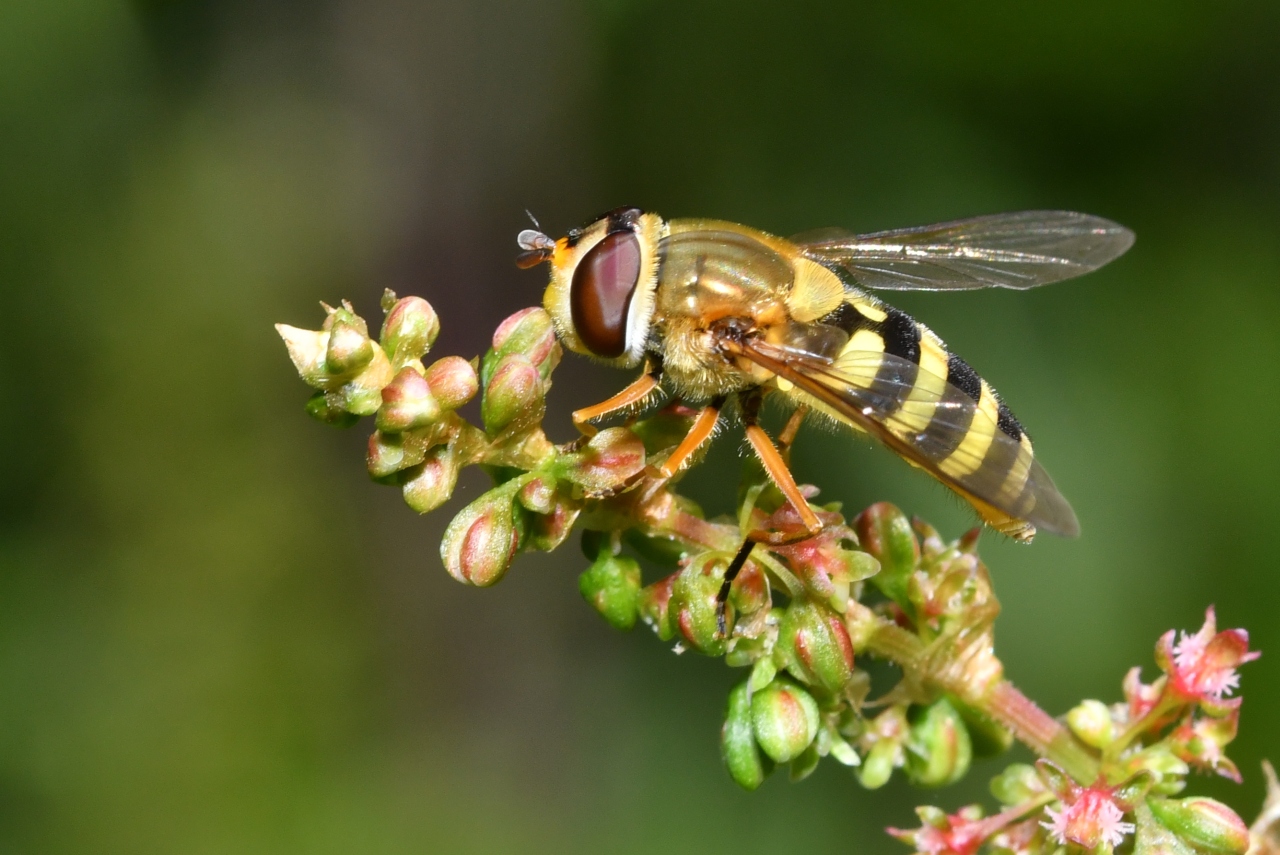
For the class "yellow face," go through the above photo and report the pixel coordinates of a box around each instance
[524,207,667,368]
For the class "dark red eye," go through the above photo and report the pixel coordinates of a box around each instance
[570,230,642,358]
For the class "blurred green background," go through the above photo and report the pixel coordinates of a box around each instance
[2,0,1278,852]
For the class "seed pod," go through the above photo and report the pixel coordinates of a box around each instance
[326,315,375,375]
[441,487,523,586]
[751,678,820,764]
[377,367,441,433]
[721,682,770,791]
[579,550,642,631]
[854,502,919,609]
[904,697,973,788]
[775,599,855,693]
[490,307,559,380]
[424,356,479,410]
[1148,797,1249,855]
[401,444,460,513]
[381,295,439,364]
[638,572,677,641]
[669,556,728,655]
[558,427,646,495]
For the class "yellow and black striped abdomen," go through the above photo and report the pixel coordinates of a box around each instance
[781,290,1063,540]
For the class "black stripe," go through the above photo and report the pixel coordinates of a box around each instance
[946,353,982,402]
[881,308,921,364]
[818,301,865,334]
[996,400,1025,441]
[919,382,975,460]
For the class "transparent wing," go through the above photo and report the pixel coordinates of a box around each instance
[738,339,1079,537]
[791,210,1134,292]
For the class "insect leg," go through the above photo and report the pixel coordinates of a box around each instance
[572,360,664,436]
[740,390,823,544]
[715,540,755,638]
[776,405,809,457]
[652,397,725,478]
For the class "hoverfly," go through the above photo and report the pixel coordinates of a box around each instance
[516,207,1132,546]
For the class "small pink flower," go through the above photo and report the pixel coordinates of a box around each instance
[1042,785,1135,849]
[1170,710,1242,783]
[1156,607,1259,706]
[890,805,1006,855]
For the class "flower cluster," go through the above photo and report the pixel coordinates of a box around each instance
[278,295,1271,855]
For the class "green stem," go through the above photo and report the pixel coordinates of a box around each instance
[865,622,1100,783]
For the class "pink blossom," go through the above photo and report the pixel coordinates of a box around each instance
[890,806,1010,855]
[1042,785,1135,849]
[1157,607,1259,705]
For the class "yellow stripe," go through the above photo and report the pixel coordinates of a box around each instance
[1001,432,1035,503]
[939,378,999,477]
[848,295,887,323]
[787,259,846,322]
[838,329,884,389]
[889,327,948,435]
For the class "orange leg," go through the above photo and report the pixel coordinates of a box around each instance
[776,405,808,457]
[653,398,723,478]
[572,369,661,436]
[744,424,823,542]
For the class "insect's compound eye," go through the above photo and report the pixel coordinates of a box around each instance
[570,229,641,358]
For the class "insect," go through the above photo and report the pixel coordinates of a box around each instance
[516,206,1132,546]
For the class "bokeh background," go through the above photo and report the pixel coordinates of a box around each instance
[2,1,1278,852]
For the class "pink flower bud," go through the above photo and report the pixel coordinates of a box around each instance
[380,296,439,364]
[775,599,854,693]
[376,368,441,433]
[441,489,523,586]
[367,430,427,480]
[638,573,677,641]
[481,354,544,437]
[424,356,479,410]
[904,698,973,788]
[558,428,646,496]
[401,445,459,514]
[750,678,819,763]
[1148,797,1250,855]
[669,555,729,655]
[326,316,375,375]
[722,682,771,791]
[491,307,559,378]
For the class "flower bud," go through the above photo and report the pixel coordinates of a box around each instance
[277,324,330,387]
[579,550,642,631]
[668,556,728,655]
[481,354,544,437]
[326,315,375,375]
[381,295,439,364]
[990,764,1045,806]
[775,599,855,693]
[559,427,646,495]
[424,356,479,410]
[722,682,771,791]
[367,430,426,480]
[854,502,919,609]
[401,444,459,513]
[490,307,559,380]
[751,678,819,764]
[441,487,524,586]
[1067,699,1117,749]
[376,368,441,433]
[1148,797,1250,855]
[905,697,973,787]
[638,572,677,641]
[304,391,359,427]
[527,499,581,553]
[859,737,900,790]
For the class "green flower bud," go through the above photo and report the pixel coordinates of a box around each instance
[722,682,771,791]
[481,354,544,437]
[381,295,439,364]
[905,697,973,788]
[790,742,821,782]
[990,763,1045,806]
[376,367,441,433]
[579,550,642,631]
[859,737,900,790]
[558,427,646,496]
[326,315,375,375]
[401,444,459,513]
[638,573,677,641]
[1148,797,1249,855]
[526,499,581,553]
[775,599,855,693]
[854,502,919,609]
[367,430,426,480]
[490,307,559,380]
[304,391,359,427]
[441,487,523,586]
[1067,699,1116,749]
[424,356,479,410]
[751,678,819,764]
[669,556,728,655]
